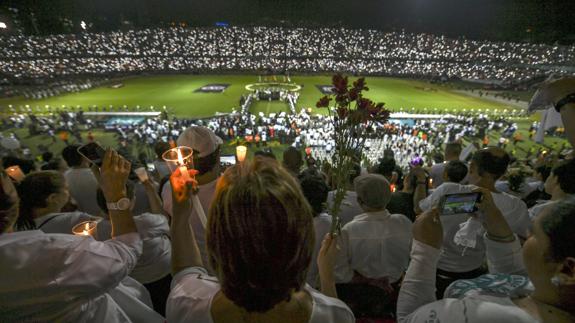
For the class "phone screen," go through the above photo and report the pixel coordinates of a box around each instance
[77,142,106,167]
[441,192,482,215]
[220,155,236,165]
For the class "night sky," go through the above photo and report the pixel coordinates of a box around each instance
[2,0,574,43]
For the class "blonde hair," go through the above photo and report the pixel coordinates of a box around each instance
[207,157,314,312]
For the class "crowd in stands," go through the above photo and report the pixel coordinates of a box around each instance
[1,77,575,323]
[2,27,574,82]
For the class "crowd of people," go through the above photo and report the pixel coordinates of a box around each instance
[0,78,574,322]
[2,27,574,82]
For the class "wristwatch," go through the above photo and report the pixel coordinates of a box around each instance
[554,93,575,112]
[107,197,131,211]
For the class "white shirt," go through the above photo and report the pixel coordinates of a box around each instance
[429,162,447,188]
[167,267,355,323]
[335,210,413,283]
[307,213,332,288]
[419,182,530,272]
[64,168,101,216]
[397,239,533,323]
[96,213,172,284]
[34,211,96,234]
[326,190,363,226]
[528,200,559,222]
[0,230,162,323]
[162,179,218,273]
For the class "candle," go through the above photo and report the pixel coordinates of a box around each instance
[429,178,434,188]
[390,184,396,193]
[72,220,98,237]
[236,145,247,163]
[176,148,192,182]
[6,166,24,183]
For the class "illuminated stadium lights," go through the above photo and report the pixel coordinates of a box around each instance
[0,22,7,29]
[80,21,86,30]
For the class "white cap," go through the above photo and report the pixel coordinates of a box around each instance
[177,126,223,158]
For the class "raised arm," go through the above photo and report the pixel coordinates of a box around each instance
[397,208,442,322]
[169,168,203,275]
[142,179,167,218]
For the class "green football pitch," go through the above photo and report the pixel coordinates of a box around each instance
[0,75,520,117]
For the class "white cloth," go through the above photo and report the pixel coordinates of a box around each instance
[326,190,363,226]
[162,179,218,274]
[528,200,560,222]
[429,162,447,188]
[419,182,530,272]
[334,210,412,283]
[96,213,172,284]
[167,267,355,323]
[33,211,97,234]
[0,230,163,323]
[307,213,332,288]
[64,168,101,216]
[397,239,531,323]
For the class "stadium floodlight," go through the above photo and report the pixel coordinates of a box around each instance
[80,21,86,30]
[0,22,6,29]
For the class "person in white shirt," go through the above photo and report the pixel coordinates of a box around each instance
[167,157,355,323]
[529,159,575,221]
[326,163,363,226]
[429,142,462,188]
[95,181,172,315]
[299,170,332,289]
[334,173,412,318]
[397,193,575,323]
[161,126,222,274]
[61,144,101,216]
[415,147,530,298]
[0,150,163,323]
[15,170,97,232]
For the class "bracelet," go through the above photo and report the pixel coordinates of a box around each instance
[486,232,515,243]
[554,93,575,112]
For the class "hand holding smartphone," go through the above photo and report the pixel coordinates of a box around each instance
[439,192,482,216]
[77,142,106,167]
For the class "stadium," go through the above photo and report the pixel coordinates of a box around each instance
[1,1,575,322]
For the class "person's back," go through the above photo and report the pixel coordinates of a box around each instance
[335,174,412,283]
[62,145,101,216]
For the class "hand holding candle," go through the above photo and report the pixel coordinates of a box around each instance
[72,220,98,237]
[6,166,25,183]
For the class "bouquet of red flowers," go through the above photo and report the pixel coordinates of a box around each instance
[316,74,390,233]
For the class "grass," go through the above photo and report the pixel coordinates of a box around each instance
[1,74,568,163]
[0,75,519,117]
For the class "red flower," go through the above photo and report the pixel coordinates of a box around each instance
[352,78,368,92]
[336,107,349,119]
[332,74,348,95]
[316,96,331,108]
[348,88,359,101]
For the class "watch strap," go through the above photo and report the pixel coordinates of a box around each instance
[554,93,575,112]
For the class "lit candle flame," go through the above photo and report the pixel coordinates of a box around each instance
[82,223,90,236]
[176,148,191,181]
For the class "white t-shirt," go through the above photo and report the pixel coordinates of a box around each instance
[64,168,101,216]
[96,213,171,284]
[34,211,96,234]
[162,179,218,274]
[419,182,530,272]
[167,267,355,323]
[307,213,332,288]
[0,230,163,323]
[335,210,412,283]
[326,190,363,226]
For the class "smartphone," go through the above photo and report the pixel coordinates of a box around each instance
[77,142,106,167]
[440,192,482,216]
[220,155,236,165]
